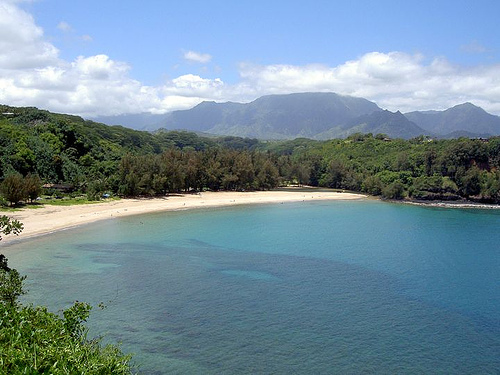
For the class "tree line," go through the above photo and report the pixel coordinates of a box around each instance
[113,148,282,197]
[2,105,500,204]
[279,133,500,202]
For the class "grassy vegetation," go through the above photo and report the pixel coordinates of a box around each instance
[38,195,119,206]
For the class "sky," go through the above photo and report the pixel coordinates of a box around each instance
[1,0,500,117]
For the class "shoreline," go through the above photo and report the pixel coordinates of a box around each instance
[1,188,366,244]
[398,199,500,210]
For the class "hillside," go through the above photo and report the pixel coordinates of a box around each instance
[0,105,285,199]
[315,110,425,139]
[0,105,222,185]
[158,92,382,139]
[90,93,500,140]
[405,103,500,137]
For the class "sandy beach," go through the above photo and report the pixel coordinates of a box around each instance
[2,189,365,243]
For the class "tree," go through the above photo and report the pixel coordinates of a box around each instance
[292,163,310,186]
[0,254,10,271]
[255,159,280,189]
[24,173,43,203]
[362,175,383,195]
[233,151,255,190]
[321,159,346,189]
[1,173,26,206]
[481,171,500,202]
[382,181,405,199]
[459,166,482,197]
[86,177,108,201]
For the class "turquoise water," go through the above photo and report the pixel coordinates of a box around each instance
[3,199,500,374]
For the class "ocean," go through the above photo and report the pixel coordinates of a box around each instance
[3,199,500,374]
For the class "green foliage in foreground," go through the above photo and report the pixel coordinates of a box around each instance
[0,216,23,238]
[0,301,134,374]
[0,217,134,374]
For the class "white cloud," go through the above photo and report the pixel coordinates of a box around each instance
[72,54,130,79]
[171,74,223,92]
[236,52,500,114]
[57,21,73,32]
[2,2,500,118]
[0,1,59,69]
[183,50,212,64]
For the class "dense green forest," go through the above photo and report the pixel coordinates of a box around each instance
[1,105,500,204]
[272,133,500,202]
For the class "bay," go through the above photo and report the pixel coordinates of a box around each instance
[3,199,500,374]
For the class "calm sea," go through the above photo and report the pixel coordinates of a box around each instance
[3,199,500,374]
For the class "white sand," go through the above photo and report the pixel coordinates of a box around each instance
[2,189,365,243]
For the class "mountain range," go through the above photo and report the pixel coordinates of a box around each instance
[91,93,500,140]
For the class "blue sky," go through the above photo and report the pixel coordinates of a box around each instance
[1,0,500,116]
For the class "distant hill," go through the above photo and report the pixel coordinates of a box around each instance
[157,92,383,139]
[315,110,425,140]
[91,112,167,130]
[405,103,500,137]
[89,93,500,140]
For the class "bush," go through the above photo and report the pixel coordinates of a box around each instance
[0,252,135,374]
[0,196,8,207]
[362,175,383,195]
[382,181,405,200]
[0,302,134,374]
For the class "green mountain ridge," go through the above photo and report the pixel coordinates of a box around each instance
[90,93,500,140]
[159,92,383,139]
[405,102,500,137]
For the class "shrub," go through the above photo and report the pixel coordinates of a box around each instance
[0,251,135,374]
[382,181,405,200]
